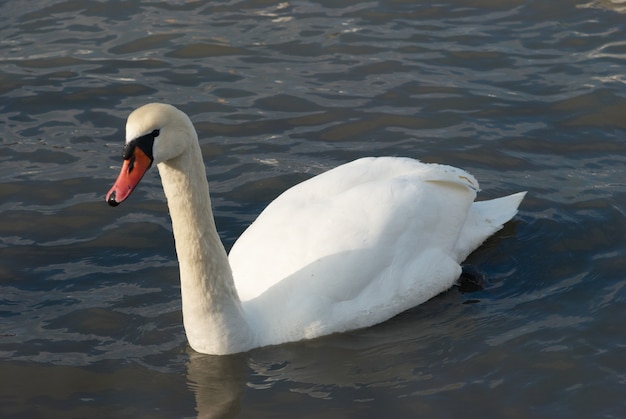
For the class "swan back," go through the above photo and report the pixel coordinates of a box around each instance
[230,157,478,302]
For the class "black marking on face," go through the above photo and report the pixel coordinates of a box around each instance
[122,129,160,161]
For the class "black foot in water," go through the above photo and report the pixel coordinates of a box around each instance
[458,265,488,293]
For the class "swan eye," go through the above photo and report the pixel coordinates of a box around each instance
[122,130,159,160]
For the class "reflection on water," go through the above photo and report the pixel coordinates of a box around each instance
[1,0,625,417]
[581,0,626,13]
[187,351,247,419]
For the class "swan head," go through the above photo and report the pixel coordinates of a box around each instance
[106,103,196,206]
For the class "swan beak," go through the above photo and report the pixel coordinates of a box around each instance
[106,147,153,206]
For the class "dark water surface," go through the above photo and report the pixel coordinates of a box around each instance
[1,0,625,417]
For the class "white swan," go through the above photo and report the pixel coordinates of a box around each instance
[106,103,526,355]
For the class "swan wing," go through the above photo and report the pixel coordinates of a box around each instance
[230,157,477,302]
[228,157,525,345]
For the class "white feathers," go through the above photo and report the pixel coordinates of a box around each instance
[121,103,526,354]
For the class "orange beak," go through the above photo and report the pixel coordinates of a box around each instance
[106,146,153,206]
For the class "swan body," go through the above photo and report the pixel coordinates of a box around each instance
[106,103,526,355]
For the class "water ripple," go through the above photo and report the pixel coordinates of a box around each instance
[1,0,625,417]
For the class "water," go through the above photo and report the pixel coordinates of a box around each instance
[1,0,625,417]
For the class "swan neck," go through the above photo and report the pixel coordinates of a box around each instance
[157,142,252,354]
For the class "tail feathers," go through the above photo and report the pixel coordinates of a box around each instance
[455,191,526,261]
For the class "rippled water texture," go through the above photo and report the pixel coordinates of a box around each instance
[1,0,625,417]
